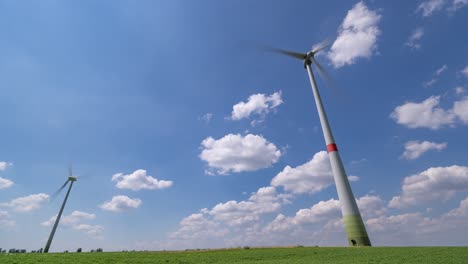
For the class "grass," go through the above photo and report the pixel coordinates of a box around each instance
[0,246,467,263]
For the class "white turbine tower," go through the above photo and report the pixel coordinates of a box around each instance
[270,42,371,246]
[44,165,78,253]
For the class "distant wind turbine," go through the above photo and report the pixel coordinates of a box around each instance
[44,165,78,253]
[269,42,372,246]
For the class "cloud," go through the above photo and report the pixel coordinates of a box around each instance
[0,177,14,189]
[1,193,49,212]
[401,140,447,160]
[100,195,142,212]
[112,169,173,191]
[271,151,334,194]
[167,186,287,247]
[265,195,385,234]
[357,195,388,218]
[0,161,12,171]
[348,175,360,182]
[417,0,446,16]
[405,28,424,49]
[389,165,468,208]
[207,187,285,227]
[41,210,96,227]
[462,66,468,77]
[455,87,465,95]
[424,64,448,87]
[453,97,468,123]
[391,95,468,129]
[200,134,281,175]
[73,224,104,237]
[41,210,102,238]
[200,113,213,124]
[327,1,381,68]
[231,92,283,124]
[153,190,468,248]
[449,0,468,11]
[390,96,456,129]
[435,64,448,75]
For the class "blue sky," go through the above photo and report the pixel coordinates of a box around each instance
[1,0,468,252]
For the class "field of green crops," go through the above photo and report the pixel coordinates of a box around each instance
[0,246,467,264]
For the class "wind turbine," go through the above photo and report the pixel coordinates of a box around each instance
[270,42,372,246]
[44,165,78,253]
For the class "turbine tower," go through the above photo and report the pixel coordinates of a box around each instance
[271,43,371,246]
[44,165,78,253]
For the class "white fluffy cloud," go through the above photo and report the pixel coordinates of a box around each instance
[450,0,468,10]
[391,95,468,129]
[271,151,334,194]
[455,87,465,95]
[417,0,446,16]
[166,186,287,248]
[365,197,468,246]
[1,193,49,212]
[112,169,173,191]
[73,224,104,237]
[208,186,283,226]
[453,97,468,123]
[100,195,142,212]
[401,140,447,160]
[389,165,468,208]
[41,210,102,237]
[0,177,14,189]
[265,195,385,234]
[231,92,283,124]
[149,190,468,249]
[200,134,281,175]
[405,28,424,49]
[0,161,12,171]
[462,66,468,77]
[328,1,381,68]
[390,96,456,129]
[41,210,96,227]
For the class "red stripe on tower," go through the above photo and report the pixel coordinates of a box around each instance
[327,143,338,153]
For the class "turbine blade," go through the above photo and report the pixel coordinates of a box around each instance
[50,180,69,202]
[68,163,72,177]
[263,46,306,60]
[312,39,332,54]
[311,57,342,98]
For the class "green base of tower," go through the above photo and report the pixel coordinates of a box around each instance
[343,215,372,246]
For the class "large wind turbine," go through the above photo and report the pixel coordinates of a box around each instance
[271,43,371,246]
[44,166,78,253]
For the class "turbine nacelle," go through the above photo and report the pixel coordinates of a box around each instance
[68,176,77,182]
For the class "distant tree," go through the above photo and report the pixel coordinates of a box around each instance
[9,248,15,253]
[96,248,103,252]
[20,249,26,253]
[64,250,68,253]
[77,248,82,253]
[90,249,94,253]
[31,250,36,253]
[38,248,43,253]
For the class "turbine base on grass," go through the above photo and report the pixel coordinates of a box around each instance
[344,214,372,246]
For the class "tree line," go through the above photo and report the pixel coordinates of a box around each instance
[0,247,103,253]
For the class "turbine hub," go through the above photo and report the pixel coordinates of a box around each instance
[304,51,314,68]
[68,176,77,182]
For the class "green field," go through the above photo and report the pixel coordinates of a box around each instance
[1,247,467,264]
